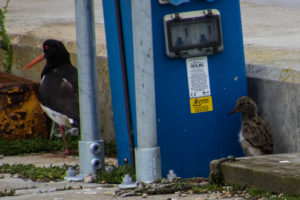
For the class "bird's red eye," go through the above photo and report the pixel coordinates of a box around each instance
[44,45,49,50]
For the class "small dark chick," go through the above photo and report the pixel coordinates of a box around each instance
[228,96,273,156]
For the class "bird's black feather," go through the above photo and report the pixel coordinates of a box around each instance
[38,39,80,127]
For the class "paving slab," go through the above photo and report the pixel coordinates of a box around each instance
[219,153,300,196]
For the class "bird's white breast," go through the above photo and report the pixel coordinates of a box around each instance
[239,128,244,143]
[41,75,46,84]
[41,104,73,127]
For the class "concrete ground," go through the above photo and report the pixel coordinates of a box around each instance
[241,1,300,72]
[220,153,300,196]
[2,0,105,50]
[0,0,300,199]
[0,154,247,200]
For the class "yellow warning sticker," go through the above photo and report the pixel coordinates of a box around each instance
[190,96,213,113]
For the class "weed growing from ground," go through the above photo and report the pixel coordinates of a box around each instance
[96,165,135,184]
[0,0,13,72]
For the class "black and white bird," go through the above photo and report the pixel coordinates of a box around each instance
[228,96,273,156]
[24,39,79,154]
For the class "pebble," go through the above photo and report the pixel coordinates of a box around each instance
[83,190,97,195]
[12,174,20,178]
[83,175,96,183]
[106,166,115,173]
[221,190,231,198]
[104,191,115,196]
[142,193,148,198]
[278,193,284,197]
[194,197,207,200]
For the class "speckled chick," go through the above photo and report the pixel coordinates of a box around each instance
[228,96,273,156]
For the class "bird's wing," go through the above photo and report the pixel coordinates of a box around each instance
[39,65,80,127]
[259,119,273,153]
[242,118,273,154]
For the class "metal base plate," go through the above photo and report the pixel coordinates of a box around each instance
[135,147,161,183]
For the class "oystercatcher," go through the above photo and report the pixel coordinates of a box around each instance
[228,96,273,156]
[24,39,79,154]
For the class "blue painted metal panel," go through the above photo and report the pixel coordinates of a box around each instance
[151,0,247,177]
[118,0,138,149]
[102,0,132,165]
[103,0,247,178]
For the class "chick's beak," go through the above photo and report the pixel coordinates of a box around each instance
[227,108,237,116]
[23,53,44,70]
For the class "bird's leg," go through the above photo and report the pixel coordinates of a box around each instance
[59,125,70,155]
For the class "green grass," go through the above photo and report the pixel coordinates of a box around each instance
[0,163,134,183]
[191,183,221,194]
[0,136,121,182]
[104,141,117,157]
[0,136,79,155]
[246,188,300,200]
[228,186,300,200]
[0,164,68,182]
[190,183,300,200]
[96,165,135,184]
[0,136,117,157]
[269,196,300,200]
[246,187,272,198]
[0,189,15,197]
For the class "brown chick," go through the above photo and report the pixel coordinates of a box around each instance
[228,96,273,156]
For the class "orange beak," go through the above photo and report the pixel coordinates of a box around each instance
[23,53,45,70]
[227,108,237,116]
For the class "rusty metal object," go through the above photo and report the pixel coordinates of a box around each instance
[0,72,49,139]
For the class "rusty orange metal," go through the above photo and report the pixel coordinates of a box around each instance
[0,72,49,140]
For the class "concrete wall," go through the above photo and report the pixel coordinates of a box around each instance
[247,64,300,153]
